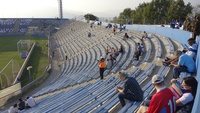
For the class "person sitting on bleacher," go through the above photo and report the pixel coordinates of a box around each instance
[183,38,198,60]
[141,31,148,40]
[25,96,36,108]
[116,72,143,107]
[123,33,129,40]
[171,77,198,113]
[106,46,110,55]
[118,45,123,53]
[137,74,176,113]
[170,50,196,79]
[17,98,25,111]
[8,104,18,113]
[106,59,112,69]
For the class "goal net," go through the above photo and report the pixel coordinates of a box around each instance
[0,59,20,89]
[17,40,31,52]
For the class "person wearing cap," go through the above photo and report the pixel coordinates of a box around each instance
[116,72,143,107]
[137,74,176,113]
[170,50,196,79]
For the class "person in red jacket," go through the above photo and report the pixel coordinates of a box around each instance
[137,74,176,113]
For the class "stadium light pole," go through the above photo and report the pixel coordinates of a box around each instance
[27,66,32,82]
[58,0,63,18]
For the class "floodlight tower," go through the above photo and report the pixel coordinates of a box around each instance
[58,0,63,18]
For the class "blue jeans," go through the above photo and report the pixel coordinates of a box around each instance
[173,66,187,79]
[118,93,136,107]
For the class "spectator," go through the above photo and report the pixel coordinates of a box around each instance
[25,96,36,108]
[106,46,109,55]
[105,23,112,28]
[110,47,115,56]
[184,38,198,60]
[113,24,117,35]
[65,52,68,60]
[98,57,105,80]
[175,19,180,29]
[170,19,176,29]
[88,32,91,37]
[18,98,25,110]
[141,31,148,40]
[118,45,123,53]
[170,50,196,79]
[123,33,129,40]
[112,50,117,63]
[137,74,176,113]
[116,72,143,107]
[109,54,114,65]
[171,77,198,113]
[134,43,142,61]
[106,59,112,69]
[114,49,119,56]
[8,104,18,113]
[161,23,165,27]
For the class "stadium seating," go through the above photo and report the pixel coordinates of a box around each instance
[1,20,199,113]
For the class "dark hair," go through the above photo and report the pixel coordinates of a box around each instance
[14,104,17,108]
[183,77,198,97]
[19,98,22,101]
[187,38,195,42]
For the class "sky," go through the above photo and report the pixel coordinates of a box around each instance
[0,0,199,18]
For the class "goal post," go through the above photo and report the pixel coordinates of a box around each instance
[17,39,31,52]
[0,59,20,89]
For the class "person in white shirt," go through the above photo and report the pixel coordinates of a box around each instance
[8,104,18,113]
[26,96,36,108]
[171,77,198,113]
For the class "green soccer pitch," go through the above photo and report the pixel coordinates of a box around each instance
[0,36,48,89]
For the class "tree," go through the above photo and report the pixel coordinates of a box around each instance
[166,0,192,22]
[84,13,99,21]
[131,2,149,24]
[117,0,193,24]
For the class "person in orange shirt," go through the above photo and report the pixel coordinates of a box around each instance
[98,57,105,79]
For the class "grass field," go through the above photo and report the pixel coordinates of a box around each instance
[0,36,48,89]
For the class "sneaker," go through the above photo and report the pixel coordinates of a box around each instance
[163,62,169,66]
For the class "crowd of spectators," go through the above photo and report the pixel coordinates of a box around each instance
[8,96,36,113]
[162,37,198,79]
